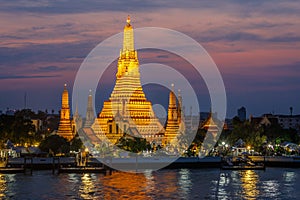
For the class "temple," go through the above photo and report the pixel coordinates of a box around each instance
[163,85,182,145]
[84,90,95,128]
[57,84,74,141]
[92,16,184,146]
[201,111,220,142]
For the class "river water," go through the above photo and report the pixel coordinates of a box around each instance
[1,168,300,199]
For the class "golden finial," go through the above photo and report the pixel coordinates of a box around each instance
[127,15,130,24]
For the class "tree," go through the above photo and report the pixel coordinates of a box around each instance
[116,134,150,153]
[70,136,84,152]
[39,135,70,155]
[226,120,266,152]
[0,110,37,146]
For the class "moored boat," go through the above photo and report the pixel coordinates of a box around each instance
[221,155,265,170]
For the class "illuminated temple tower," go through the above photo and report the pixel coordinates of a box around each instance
[93,16,164,144]
[57,84,74,141]
[84,90,95,128]
[163,85,184,145]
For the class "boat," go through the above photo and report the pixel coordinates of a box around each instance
[221,155,265,170]
[0,153,25,173]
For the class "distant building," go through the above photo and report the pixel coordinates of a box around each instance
[31,119,42,132]
[250,114,278,127]
[184,107,200,133]
[276,114,300,131]
[237,106,246,121]
[224,118,233,130]
[201,112,219,137]
[250,113,300,132]
[5,109,15,116]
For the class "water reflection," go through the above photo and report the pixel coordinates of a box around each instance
[79,173,98,199]
[102,171,150,199]
[215,170,260,199]
[261,179,279,198]
[215,172,231,199]
[99,170,184,199]
[178,168,191,198]
[283,171,296,182]
[144,170,155,192]
[0,168,300,199]
[0,174,7,199]
[239,170,259,199]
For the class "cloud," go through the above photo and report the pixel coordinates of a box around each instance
[267,35,300,43]
[0,0,164,14]
[38,65,65,72]
[45,0,300,16]
[0,41,94,65]
[0,75,60,80]
[31,26,46,31]
[199,32,262,43]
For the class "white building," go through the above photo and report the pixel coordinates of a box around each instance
[277,115,300,130]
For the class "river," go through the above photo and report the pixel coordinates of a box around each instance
[1,168,300,199]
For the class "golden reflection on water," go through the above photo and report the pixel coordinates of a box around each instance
[100,170,180,199]
[0,174,7,199]
[79,173,98,199]
[102,171,150,199]
[0,174,15,199]
[153,171,178,196]
[239,170,259,200]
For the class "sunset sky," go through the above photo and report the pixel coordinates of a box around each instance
[0,0,300,118]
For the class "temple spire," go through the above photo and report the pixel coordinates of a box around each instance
[84,89,95,128]
[62,83,69,109]
[117,16,138,79]
[123,15,134,51]
[57,84,74,141]
[169,84,176,108]
[163,84,180,145]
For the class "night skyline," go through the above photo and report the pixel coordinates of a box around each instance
[1,0,300,118]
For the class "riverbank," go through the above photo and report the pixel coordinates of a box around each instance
[3,156,300,171]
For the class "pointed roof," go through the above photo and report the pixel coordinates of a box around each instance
[201,111,218,130]
[260,115,271,126]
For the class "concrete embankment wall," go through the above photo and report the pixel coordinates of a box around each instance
[250,156,300,167]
